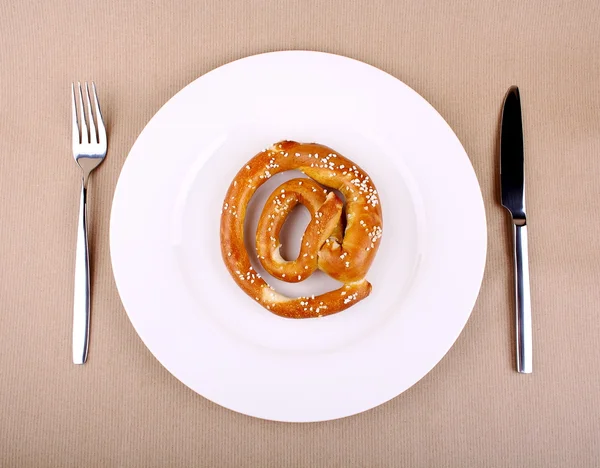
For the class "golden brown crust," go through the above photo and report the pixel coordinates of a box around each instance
[256,178,344,282]
[220,141,383,319]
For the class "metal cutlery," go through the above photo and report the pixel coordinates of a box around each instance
[500,86,532,374]
[71,82,107,364]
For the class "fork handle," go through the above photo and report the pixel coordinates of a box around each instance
[73,180,90,364]
[513,223,532,373]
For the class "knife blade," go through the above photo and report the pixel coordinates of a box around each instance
[501,87,525,220]
[500,86,532,374]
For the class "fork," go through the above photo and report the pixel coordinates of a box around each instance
[71,82,107,364]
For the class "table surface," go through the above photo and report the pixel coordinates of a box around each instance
[1,0,599,466]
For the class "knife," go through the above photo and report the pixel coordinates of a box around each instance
[500,86,532,374]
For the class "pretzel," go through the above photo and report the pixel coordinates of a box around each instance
[220,141,383,319]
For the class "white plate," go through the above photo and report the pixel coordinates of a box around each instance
[110,51,486,422]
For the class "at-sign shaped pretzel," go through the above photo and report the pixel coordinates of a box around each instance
[220,141,383,319]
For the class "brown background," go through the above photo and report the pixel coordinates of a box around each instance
[1,0,599,466]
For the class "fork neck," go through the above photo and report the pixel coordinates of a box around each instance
[81,172,91,189]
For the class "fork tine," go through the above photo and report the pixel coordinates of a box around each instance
[77,82,88,144]
[84,82,97,144]
[91,82,106,145]
[71,83,80,144]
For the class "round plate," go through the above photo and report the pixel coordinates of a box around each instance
[110,51,486,422]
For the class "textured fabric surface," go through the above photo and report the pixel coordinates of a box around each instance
[1,0,599,466]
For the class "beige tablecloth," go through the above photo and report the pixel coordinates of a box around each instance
[1,0,599,466]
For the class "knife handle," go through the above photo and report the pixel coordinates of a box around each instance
[513,223,532,373]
